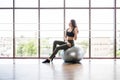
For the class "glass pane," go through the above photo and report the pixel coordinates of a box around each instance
[91,9,114,23]
[91,9,114,57]
[40,9,63,23]
[91,0,114,7]
[0,10,13,23]
[117,0,120,7]
[40,38,63,57]
[66,0,89,7]
[117,9,120,57]
[15,0,38,7]
[40,9,63,57]
[66,9,89,24]
[15,10,38,23]
[15,9,38,57]
[0,0,13,7]
[40,0,63,7]
[16,38,38,57]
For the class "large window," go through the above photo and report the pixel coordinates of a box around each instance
[0,0,119,59]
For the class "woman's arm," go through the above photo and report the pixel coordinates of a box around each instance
[73,27,78,40]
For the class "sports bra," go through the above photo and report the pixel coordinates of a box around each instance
[66,28,75,37]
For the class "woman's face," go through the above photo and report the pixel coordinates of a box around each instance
[69,22,72,27]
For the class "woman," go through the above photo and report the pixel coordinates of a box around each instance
[42,19,79,63]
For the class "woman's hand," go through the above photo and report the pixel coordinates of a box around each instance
[67,42,71,47]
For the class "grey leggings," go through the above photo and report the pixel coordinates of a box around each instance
[49,40,74,60]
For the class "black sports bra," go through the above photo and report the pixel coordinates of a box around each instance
[66,28,75,37]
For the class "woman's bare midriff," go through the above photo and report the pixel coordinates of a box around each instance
[67,37,74,41]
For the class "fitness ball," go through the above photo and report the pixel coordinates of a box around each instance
[61,46,85,63]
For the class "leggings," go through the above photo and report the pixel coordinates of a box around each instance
[49,40,74,60]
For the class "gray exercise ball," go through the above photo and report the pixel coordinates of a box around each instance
[61,46,85,63]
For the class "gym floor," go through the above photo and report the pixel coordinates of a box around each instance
[0,59,120,80]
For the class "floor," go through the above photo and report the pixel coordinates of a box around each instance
[0,59,120,80]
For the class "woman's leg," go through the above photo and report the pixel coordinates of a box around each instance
[53,40,66,52]
[52,41,66,59]
[49,44,70,61]
[42,40,74,63]
[42,44,70,63]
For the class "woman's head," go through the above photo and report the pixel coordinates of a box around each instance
[69,19,77,28]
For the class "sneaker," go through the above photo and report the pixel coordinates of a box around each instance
[42,59,50,63]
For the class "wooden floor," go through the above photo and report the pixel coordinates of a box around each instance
[0,59,120,80]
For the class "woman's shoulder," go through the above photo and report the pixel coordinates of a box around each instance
[74,27,78,30]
